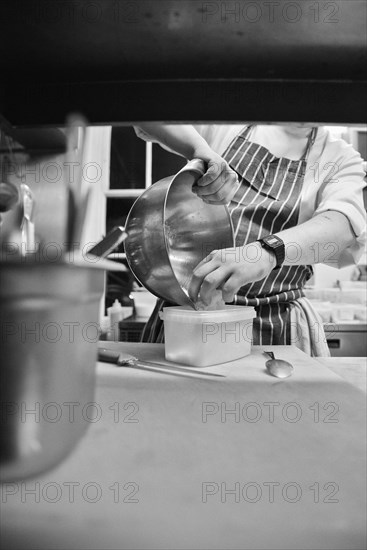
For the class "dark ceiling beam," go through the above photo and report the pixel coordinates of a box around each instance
[1,79,366,127]
[0,0,366,127]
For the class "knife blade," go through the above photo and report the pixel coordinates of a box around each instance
[98,348,225,378]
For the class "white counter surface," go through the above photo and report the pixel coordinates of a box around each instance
[315,356,366,393]
[1,344,366,550]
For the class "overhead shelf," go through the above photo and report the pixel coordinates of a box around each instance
[0,0,366,125]
[105,190,144,199]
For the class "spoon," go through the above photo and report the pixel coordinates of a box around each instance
[264,351,294,379]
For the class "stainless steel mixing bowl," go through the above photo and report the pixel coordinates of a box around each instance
[124,159,235,306]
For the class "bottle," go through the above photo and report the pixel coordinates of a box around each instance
[100,315,111,341]
[108,299,124,341]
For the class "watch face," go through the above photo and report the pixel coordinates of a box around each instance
[265,236,280,247]
[264,235,281,248]
[260,235,285,269]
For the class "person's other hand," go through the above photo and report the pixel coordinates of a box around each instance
[192,148,240,205]
[189,242,276,305]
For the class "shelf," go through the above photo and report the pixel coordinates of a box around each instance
[3,0,367,126]
[105,189,144,198]
[324,322,367,331]
[107,253,126,260]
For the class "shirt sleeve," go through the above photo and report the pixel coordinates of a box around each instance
[134,125,244,156]
[133,126,183,156]
[133,125,218,156]
[313,141,366,268]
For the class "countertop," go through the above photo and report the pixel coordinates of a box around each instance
[323,322,367,332]
[1,344,366,550]
[315,356,366,393]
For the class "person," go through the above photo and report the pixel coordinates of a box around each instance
[134,123,366,356]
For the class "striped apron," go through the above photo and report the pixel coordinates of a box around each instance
[141,125,318,346]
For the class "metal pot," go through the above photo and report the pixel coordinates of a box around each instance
[124,159,234,306]
[0,256,121,482]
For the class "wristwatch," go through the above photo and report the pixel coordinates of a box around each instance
[258,235,285,269]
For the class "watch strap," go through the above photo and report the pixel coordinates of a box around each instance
[258,235,285,269]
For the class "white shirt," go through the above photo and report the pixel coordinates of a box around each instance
[135,124,366,267]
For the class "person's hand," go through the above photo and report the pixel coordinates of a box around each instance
[191,148,240,205]
[189,242,277,305]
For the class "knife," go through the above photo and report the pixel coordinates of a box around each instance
[88,226,127,258]
[98,348,225,378]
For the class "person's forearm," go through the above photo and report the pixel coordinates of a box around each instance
[136,124,240,205]
[135,124,211,160]
[190,211,356,304]
[275,211,355,266]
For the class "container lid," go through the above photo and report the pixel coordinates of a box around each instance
[161,305,256,323]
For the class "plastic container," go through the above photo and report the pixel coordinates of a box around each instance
[331,304,356,322]
[339,281,367,290]
[121,306,134,318]
[340,288,367,305]
[304,287,341,303]
[160,305,256,367]
[354,306,367,322]
[100,315,112,341]
[131,290,157,319]
[303,288,323,301]
[311,301,332,323]
[320,288,341,303]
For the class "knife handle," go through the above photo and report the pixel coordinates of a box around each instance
[88,226,127,258]
[98,348,123,365]
[98,348,138,366]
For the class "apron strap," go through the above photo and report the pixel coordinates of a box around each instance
[241,125,254,141]
[302,127,318,160]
